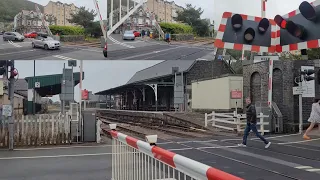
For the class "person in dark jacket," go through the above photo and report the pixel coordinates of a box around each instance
[238,97,271,148]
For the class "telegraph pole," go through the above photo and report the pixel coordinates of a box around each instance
[8,60,15,150]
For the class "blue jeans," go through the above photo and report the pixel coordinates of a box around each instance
[242,123,268,145]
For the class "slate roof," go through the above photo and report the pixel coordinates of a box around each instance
[14,79,28,97]
[126,60,196,84]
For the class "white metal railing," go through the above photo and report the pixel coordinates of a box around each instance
[205,111,270,135]
[108,124,244,180]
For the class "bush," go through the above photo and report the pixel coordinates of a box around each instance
[159,22,193,34]
[60,35,85,42]
[49,25,85,35]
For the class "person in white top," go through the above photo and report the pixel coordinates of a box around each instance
[303,97,320,140]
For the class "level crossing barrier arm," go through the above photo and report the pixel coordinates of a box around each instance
[108,124,244,180]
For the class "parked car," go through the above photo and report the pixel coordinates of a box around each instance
[103,41,107,57]
[3,32,25,41]
[133,30,140,37]
[32,36,60,50]
[123,30,135,40]
[24,31,38,38]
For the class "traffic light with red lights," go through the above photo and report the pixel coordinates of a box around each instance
[274,0,320,52]
[214,12,278,53]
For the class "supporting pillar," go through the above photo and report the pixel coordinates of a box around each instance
[127,0,129,14]
[120,0,122,19]
[147,84,158,111]
[110,0,113,28]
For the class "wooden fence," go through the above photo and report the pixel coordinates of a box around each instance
[0,114,71,148]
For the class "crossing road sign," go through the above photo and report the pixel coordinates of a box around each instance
[35,82,40,88]
[2,104,12,117]
[293,86,306,95]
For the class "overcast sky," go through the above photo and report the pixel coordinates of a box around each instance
[15,60,162,102]
[30,0,313,28]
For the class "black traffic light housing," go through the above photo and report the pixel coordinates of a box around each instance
[0,60,16,78]
[214,12,277,53]
[301,69,315,81]
[274,0,320,52]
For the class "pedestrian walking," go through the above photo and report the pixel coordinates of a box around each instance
[165,32,171,44]
[238,97,271,148]
[141,29,146,39]
[303,97,320,140]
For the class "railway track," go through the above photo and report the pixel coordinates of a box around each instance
[98,115,215,139]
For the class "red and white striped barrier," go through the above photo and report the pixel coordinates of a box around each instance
[276,0,320,52]
[214,12,278,53]
[109,130,244,180]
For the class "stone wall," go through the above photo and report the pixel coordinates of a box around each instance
[243,60,320,133]
[186,60,234,85]
[171,34,194,41]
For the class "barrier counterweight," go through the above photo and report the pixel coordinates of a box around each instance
[109,130,244,180]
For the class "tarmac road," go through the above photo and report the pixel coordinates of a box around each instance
[0,34,214,60]
[1,133,319,180]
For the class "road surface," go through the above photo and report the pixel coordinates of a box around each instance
[0,145,112,180]
[157,133,320,180]
[0,34,214,61]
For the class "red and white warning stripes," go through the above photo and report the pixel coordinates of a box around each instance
[214,12,278,53]
[109,130,244,180]
[93,0,107,40]
[261,0,267,18]
[277,0,320,52]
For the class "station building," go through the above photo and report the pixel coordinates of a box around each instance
[95,60,235,111]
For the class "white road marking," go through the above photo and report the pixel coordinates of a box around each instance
[53,55,78,60]
[295,166,313,169]
[196,58,208,60]
[8,40,22,47]
[251,133,300,140]
[0,49,35,56]
[168,148,193,151]
[122,46,182,60]
[177,140,218,144]
[220,139,242,142]
[306,169,320,172]
[108,36,135,48]
[295,166,320,172]
[80,48,102,53]
[277,138,320,145]
[197,145,239,149]
[14,145,112,151]
[0,153,112,160]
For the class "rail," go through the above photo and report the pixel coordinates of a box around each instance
[108,124,244,180]
[205,111,270,135]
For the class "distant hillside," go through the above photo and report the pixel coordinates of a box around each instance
[0,0,44,22]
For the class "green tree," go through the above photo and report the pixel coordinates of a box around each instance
[86,21,103,38]
[0,0,44,22]
[68,6,96,29]
[307,48,320,59]
[175,4,209,36]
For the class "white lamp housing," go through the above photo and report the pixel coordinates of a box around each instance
[109,124,117,130]
[145,135,158,144]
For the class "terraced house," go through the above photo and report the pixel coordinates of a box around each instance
[44,1,80,26]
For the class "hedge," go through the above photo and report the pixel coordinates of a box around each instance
[159,22,193,34]
[49,25,85,35]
